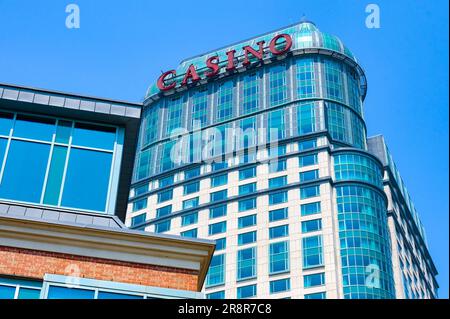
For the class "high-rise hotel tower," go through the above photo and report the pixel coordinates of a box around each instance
[126,21,438,299]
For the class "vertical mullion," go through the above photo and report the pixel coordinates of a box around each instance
[40,119,57,204]
[57,121,74,206]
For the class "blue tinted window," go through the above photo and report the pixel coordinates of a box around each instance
[269,176,287,188]
[206,291,225,299]
[156,205,172,218]
[239,166,256,180]
[238,214,256,228]
[304,292,326,299]
[97,291,143,299]
[269,241,289,274]
[182,212,198,226]
[0,276,42,300]
[215,238,226,251]
[0,112,14,136]
[134,184,148,196]
[300,169,319,182]
[237,284,256,299]
[159,175,174,187]
[302,219,322,233]
[206,254,225,287]
[299,139,317,151]
[184,181,199,195]
[237,247,257,280]
[61,149,112,212]
[47,286,95,299]
[299,154,318,167]
[269,225,289,239]
[155,220,171,233]
[55,120,72,144]
[132,198,147,212]
[300,185,320,199]
[131,213,146,227]
[72,122,116,150]
[157,189,173,203]
[0,140,50,203]
[301,202,321,216]
[238,197,256,211]
[239,182,256,195]
[304,273,325,287]
[13,114,55,141]
[269,191,288,205]
[270,278,290,294]
[210,205,227,219]
[0,285,17,299]
[42,146,67,205]
[238,231,257,245]
[269,208,288,222]
[269,159,286,173]
[302,235,323,268]
[0,138,7,169]
[211,162,228,171]
[185,167,200,179]
[181,228,198,238]
[183,197,199,209]
[211,174,228,187]
[17,288,41,299]
[210,189,227,202]
[209,221,226,235]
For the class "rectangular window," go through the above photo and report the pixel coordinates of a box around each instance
[269,159,286,173]
[209,221,227,235]
[301,202,321,216]
[206,254,225,287]
[304,273,325,288]
[132,198,147,212]
[182,197,199,209]
[296,58,316,98]
[159,175,174,188]
[157,189,173,203]
[165,96,184,136]
[302,235,323,268]
[181,228,198,238]
[239,166,256,180]
[206,291,225,299]
[299,154,318,167]
[192,90,209,128]
[210,205,227,219]
[237,247,257,280]
[268,176,287,188]
[238,197,257,212]
[181,212,198,226]
[216,81,234,122]
[131,213,146,227]
[298,139,317,151]
[267,109,285,141]
[270,278,291,294]
[185,167,201,179]
[238,214,257,229]
[269,191,288,205]
[210,190,227,202]
[211,174,228,187]
[241,73,259,115]
[215,238,226,251]
[300,185,320,199]
[269,241,289,274]
[239,182,256,195]
[156,205,172,218]
[238,231,257,246]
[134,184,148,196]
[0,276,42,300]
[269,65,287,106]
[304,292,326,299]
[269,207,288,222]
[155,220,170,233]
[269,225,289,239]
[211,162,228,171]
[184,181,199,195]
[300,169,319,182]
[237,284,256,299]
[302,219,322,233]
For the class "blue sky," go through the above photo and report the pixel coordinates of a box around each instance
[0,0,448,298]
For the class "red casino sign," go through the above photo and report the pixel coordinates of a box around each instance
[157,33,293,92]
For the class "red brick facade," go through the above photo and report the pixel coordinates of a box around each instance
[0,246,199,291]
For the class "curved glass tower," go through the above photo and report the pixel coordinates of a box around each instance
[126,21,437,299]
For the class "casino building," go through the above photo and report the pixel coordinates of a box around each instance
[126,21,438,299]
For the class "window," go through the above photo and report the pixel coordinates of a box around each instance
[239,116,257,149]
[269,191,288,205]
[237,284,256,299]
[268,145,286,158]
[269,176,287,188]
[185,167,200,179]
[156,205,172,218]
[302,219,322,233]
[183,197,199,209]
[0,277,42,299]
[238,197,257,211]
[159,175,174,188]
[269,208,288,222]
[184,182,199,195]
[155,220,171,233]
[269,159,286,173]
[216,81,234,122]
[269,65,287,106]
[238,231,257,246]
[298,139,317,151]
[241,73,259,115]
[210,205,227,219]
[206,255,225,287]
[215,238,226,251]
[210,190,227,202]
[211,174,228,187]
[296,58,316,98]
[131,213,146,227]
[302,235,323,268]
[191,90,209,128]
[132,198,147,212]
[165,96,184,136]
[301,202,321,216]
[157,189,173,203]
[238,214,257,228]
[269,225,289,239]
[270,278,290,294]
[304,273,325,288]
[239,166,256,180]
[324,58,343,101]
[47,286,95,299]
[239,182,256,195]
[211,161,228,171]
[300,185,320,199]
[181,212,198,226]
[209,221,226,235]
[237,247,257,280]
[299,154,318,167]
[304,292,326,299]
[269,241,289,274]
[206,291,225,299]
[181,228,198,238]
[134,184,148,196]
[300,169,319,182]
[297,102,319,134]
[267,109,285,141]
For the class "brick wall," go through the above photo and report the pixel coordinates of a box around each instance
[0,246,199,291]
